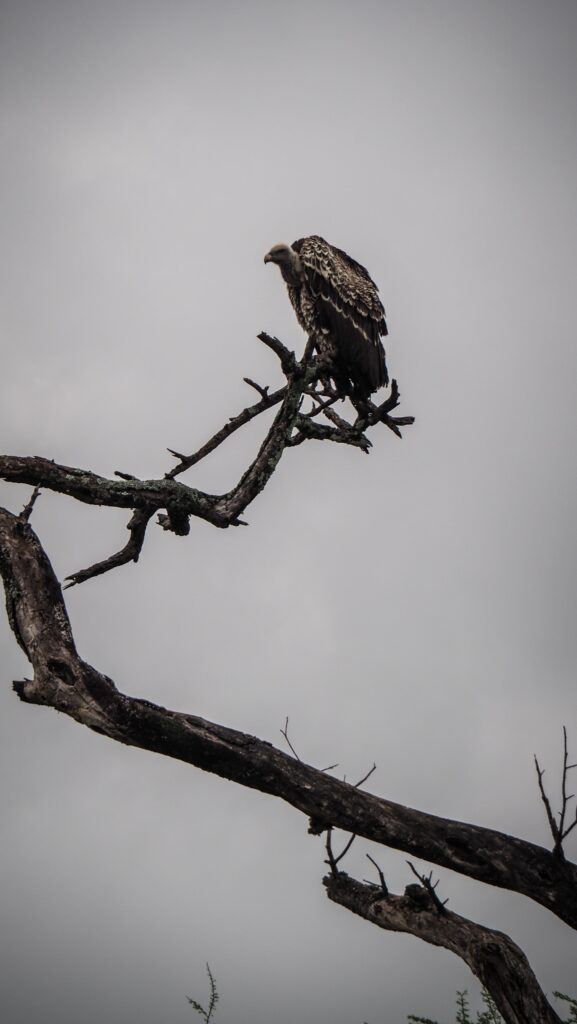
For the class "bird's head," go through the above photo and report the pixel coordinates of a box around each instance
[264,242,294,266]
[264,243,301,283]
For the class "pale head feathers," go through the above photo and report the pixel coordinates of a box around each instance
[264,242,302,285]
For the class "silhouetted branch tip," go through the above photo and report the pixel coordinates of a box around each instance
[243,377,269,398]
[19,486,41,522]
[325,827,357,876]
[280,716,302,762]
[407,861,448,914]
[355,763,377,788]
[534,729,577,859]
[366,853,388,895]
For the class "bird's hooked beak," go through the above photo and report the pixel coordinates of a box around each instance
[263,251,273,264]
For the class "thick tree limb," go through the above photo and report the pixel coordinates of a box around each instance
[324,873,562,1024]
[1,506,576,933]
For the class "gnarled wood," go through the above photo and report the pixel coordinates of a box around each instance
[1,506,576,935]
[325,873,562,1024]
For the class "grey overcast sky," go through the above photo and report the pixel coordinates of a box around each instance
[1,1,577,1021]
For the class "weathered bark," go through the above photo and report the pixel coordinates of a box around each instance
[325,873,562,1024]
[1,505,576,934]
[0,339,569,1019]
[0,339,413,587]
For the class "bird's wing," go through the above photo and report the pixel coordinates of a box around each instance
[292,236,388,391]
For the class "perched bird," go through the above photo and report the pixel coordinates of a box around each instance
[264,235,389,400]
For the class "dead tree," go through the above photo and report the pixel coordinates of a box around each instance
[0,334,574,1024]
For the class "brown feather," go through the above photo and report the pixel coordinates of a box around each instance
[291,237,389,396]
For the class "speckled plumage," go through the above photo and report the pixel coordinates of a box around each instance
[267,235,389,398]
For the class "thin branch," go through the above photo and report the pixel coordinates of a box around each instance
[243,377,270,399]
[166,384,287,480]
[280,717,337,772]
[355,763,377,788]
[301,394,340,419]
[365,853,389,895]
[407,861,448,914]
[559,726,577,842]
[324,827,357,876]
[534,729,577,859]
[64,508,155,588]
[534,755,560,849]
[280,716,302,762]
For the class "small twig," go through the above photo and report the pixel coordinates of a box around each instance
[280,716,302,762]
[354,763,377,788]
[533,727,577,860]
[406,861,448,914]
[558,725,577,842]
[301,394,339,419]
[324,826,357,877]
[114,470,138,481]
[334,832,357,864]
[534,755,559,844]
[323,406,355,431]
[325,828,339,876]
[365,853,389,895]
[243,377,270,399]
[19,486,41,522]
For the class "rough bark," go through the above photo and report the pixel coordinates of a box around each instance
[0,337,413,587]
[324,873,562,1024]
[0,336,572,1019]
[1,505,576,934]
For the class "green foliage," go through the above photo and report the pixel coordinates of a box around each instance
[476,989,502,1024]
[408,987,577,1024]
[407,988,500,1024]
[554,992,577,1023]
[187,963,219,1023]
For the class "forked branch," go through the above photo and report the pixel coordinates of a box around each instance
[534,727,577,859]
[324,873,562,1024]
[0,332,413,586]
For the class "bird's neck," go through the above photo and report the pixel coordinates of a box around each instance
[279,250,303,287]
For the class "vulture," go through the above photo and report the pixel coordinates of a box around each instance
[264,235,388,400]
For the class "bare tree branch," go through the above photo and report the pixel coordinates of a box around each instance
[324,873,562,1024]
[325,826,357,877]
[534,728,577,859]
[1,506,576,932]
[64,508,155,588]
[166,381,287,479]
[365,853,388,895]
[0,335,413,585]
[280,716,302,762]
[406,860,449,914]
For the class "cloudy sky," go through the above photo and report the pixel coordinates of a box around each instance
[1,1,577,1021]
